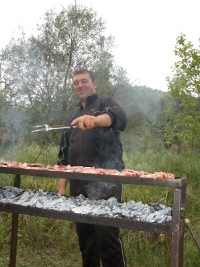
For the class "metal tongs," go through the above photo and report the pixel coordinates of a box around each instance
[31,124,77,132]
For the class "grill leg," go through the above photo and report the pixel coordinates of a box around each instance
[9,174,21,267]
[170,184,186,267]
[10,213,19,267]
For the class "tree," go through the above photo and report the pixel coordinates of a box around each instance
[1,4,116,126]
[164,34,200,151]
[0,4,119,145]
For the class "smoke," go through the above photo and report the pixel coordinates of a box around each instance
[0,107,30,149]
[85,181,121,201]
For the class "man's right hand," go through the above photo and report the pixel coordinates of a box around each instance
[58,178,68,196]
[58,188,67,196]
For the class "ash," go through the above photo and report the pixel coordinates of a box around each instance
[0,187,172,223]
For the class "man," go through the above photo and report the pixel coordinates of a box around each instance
[58,69,127,267]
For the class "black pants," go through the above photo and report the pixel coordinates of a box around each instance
[76,222,126,267]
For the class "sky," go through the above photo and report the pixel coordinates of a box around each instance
[0,0,200,91]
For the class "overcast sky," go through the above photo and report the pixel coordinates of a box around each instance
[0,0,200,91]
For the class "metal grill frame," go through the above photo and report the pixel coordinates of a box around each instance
[0,167,186,267]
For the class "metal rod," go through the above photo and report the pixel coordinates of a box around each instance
[170,187,185,267]
[10,174,21,267]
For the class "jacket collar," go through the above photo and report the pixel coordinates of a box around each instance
[77,93,98,108]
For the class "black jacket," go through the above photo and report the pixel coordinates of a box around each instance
[58,93,127,200]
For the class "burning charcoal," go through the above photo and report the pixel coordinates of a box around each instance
[0,187,172,223]
[76,194,87,201]
[49,197,64,206]
[112,206,122,213]
[15,191,33,205]
[112,206,125,218]
[25,191,40,206]
[106,197,118,208]
[121,211,131,219]
[150,203,165,211]
[35,198,45,208]
[91,206,113,217]
[158,207,171,216]
[142,207,151,214]
[128,214,137,220]
[1,186,24,201]
[96,199,107,206]
[71,205,94,214]
[121,202,128,210]
[59,203,71,211]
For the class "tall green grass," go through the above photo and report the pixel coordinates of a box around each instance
[0,144,200,266]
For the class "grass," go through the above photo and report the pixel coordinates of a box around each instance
[0,144,200,266]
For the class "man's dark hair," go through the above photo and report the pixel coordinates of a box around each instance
[72,69,95,82]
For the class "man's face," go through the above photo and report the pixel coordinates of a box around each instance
[72,73,98,102]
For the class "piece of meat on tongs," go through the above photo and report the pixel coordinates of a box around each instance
[31,124,77,132]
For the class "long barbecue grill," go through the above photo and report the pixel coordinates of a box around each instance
[0,166,186,267]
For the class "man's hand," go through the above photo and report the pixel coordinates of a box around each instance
[58,178,68,196]
[71,114,112,130]
[58,188,67,196]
